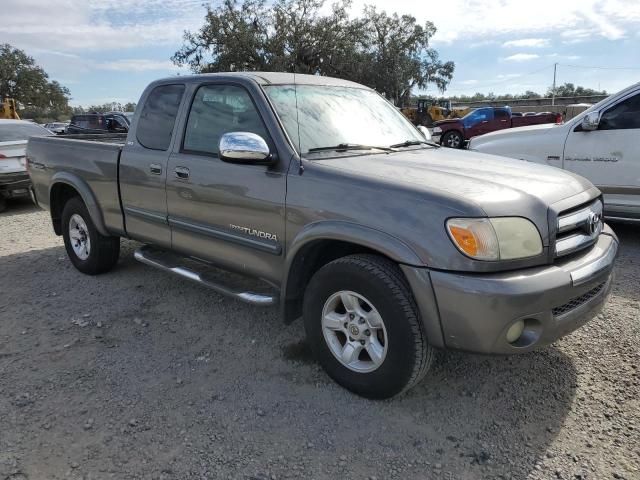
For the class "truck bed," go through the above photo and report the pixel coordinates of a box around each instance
[27,134,127,236]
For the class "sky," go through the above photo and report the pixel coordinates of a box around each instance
[3,0,640,106]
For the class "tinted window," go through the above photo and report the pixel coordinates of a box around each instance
[494,109,509,119]
[72,115,105,130]
[137,84,185,150]
[0,122,52,141]
[464,108,493,125]
[599,93,640,130]
[183,84,268,156]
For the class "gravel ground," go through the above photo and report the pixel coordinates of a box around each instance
[1,198,638,480]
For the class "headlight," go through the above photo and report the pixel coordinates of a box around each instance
[432,127,442,134]
[446,217,542,261]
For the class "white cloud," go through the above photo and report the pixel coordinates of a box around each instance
[348,0,640,44]
[95,59,184,72]
[502,38,549,48]
[503,53,540,62]
[458,79,478,85]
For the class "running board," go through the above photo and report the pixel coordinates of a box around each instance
[133,246,278,306]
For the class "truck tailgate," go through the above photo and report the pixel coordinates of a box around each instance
[27,135,126,235]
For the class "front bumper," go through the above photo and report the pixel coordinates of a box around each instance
[402,225,618,354]
[0,172,31,198]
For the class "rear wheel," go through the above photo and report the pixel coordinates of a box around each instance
[61,196,120,275]
[303,254,433,399]
[442,130,464,148]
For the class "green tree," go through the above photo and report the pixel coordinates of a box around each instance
[0,44,71,120]
[172,0,454,105]
[549,82,607,98]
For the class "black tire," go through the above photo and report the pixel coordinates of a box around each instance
[0,197,6,213]
[442,130,464,149]
[303,254,433,399]
[61,196,120,275]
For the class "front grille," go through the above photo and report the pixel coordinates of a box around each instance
[555,199,603,257]
[552,282,606,317]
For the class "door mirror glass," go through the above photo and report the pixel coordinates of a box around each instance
[581,111,600,131]
[417,125,431,141]
[219,131,273,165]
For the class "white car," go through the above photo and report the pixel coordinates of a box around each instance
[44,122,69,134]
[470,82,640,222]
[0,119,53,212]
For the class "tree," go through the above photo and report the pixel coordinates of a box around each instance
[0,44,71,120]
[172,0,454,104]
[548,82,607,98]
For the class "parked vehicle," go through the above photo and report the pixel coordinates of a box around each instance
[27,73,617,398]
[432,107,561,148]
[401,99,473,127]
[0,119,52,212]
[44,122,69,134]
[67,112,129,134]
[470,82,640,222]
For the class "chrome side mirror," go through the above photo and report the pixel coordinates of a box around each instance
[218,131,273,165]
[581,112,600,131]
[418,125,432,141]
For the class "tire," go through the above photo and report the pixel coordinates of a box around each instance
[0,197,6,213]
[303,254,434,399]
[442,130,464,149]
[61,196,120,275]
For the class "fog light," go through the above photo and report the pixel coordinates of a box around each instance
[506,320,525,343]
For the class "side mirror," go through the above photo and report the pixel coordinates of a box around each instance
[418,125,432,141]
[218,132,274,165]
[580,111,600,131]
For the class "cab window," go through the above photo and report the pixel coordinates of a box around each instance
[136,84,185,151]
[464,108,493,126]
[183,84,269,156]
[599,93,640,130]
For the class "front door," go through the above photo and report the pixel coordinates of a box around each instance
[166,82,286,284]
[119,83,186,248]
[464,108,494,139]
[563,91,640,218]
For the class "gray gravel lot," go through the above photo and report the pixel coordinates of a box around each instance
[1,198,638,480]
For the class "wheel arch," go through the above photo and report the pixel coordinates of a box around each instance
[280,221,424,324]
[49,172,109,236]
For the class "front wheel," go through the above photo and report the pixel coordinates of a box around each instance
[61,196,120,275]
[303,254,434,399]
[442,130,464,149]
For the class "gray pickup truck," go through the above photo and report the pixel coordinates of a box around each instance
[27,73,618,398]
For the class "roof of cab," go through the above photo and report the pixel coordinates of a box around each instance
[154,72,369,89]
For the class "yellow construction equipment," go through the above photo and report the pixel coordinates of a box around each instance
[1,98,20,120]
[401,99,473,126]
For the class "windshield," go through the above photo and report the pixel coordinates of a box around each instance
[263,85,423,155]
[0,122,52,142]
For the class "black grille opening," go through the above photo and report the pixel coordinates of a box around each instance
[552,282,606,317]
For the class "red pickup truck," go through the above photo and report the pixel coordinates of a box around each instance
[432,107,561,148]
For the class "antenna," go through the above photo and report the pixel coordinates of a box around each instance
[293,63,304,174]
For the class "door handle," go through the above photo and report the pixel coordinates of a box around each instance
[149,163,162,175]
[175,166,190,179]
[481,120,489,123]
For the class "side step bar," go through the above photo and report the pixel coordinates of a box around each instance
[133,245,278,306]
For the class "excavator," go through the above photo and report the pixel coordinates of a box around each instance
[1,98,20,120]
[401,98,473,126]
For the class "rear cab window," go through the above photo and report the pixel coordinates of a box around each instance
[136,84,185,150]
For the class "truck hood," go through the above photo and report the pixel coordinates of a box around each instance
[319,147,594,217]
[472,122,559,142]
[432,118,462,127]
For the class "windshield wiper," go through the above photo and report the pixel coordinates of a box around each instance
[307,143,396,153]
[389,139,439,148]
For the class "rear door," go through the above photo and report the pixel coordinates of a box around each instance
[165,81,286,284]
[563,90,640,218]
[119,83,186,248]
[492,108,511,132]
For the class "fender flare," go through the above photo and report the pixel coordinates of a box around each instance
[280,220,425,321]
[49,171,110,236]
